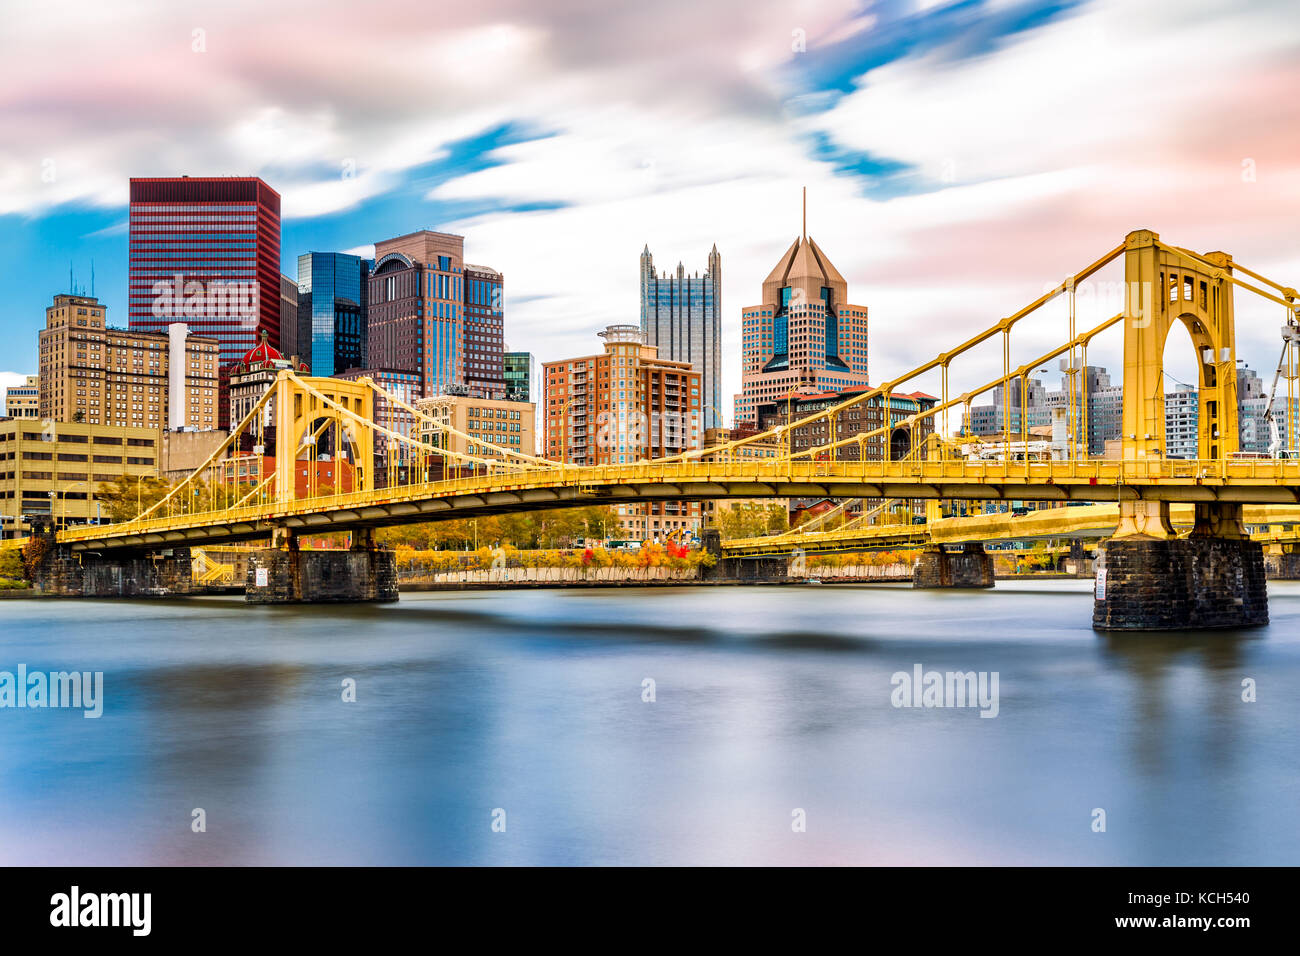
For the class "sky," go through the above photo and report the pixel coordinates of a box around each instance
[3,0,1300,418]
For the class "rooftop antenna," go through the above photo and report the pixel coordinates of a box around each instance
[91,260,95,297]
[69,261,73,294]
[802,186,807,240]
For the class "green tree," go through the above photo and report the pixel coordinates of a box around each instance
[95,475,172,522]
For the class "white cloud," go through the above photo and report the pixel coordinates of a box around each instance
[3,0,1300,423]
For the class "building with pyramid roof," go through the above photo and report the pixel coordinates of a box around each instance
[734,198,869,425]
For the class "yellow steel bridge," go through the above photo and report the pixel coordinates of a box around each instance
[14,228,1300,556]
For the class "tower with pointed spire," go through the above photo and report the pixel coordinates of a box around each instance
[734,193,869,425]
[639,243,722,429]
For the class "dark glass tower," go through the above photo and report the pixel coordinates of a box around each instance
[295,252,371,376]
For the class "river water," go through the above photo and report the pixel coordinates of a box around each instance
[2,580,1297,866]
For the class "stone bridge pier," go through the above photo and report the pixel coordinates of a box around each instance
[1092,501,1267,631]
[245,528,399,604]
[699,528,789,582]
[25,526,195,598]
[912,543,995,589]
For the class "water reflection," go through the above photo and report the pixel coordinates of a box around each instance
[0,581,1296,865]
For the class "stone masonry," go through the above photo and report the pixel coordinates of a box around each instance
[912,543,995,589]
[1092,536,1268,631]
[245,545,399,604]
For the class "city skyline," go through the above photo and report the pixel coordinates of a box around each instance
[4,0,1300,416]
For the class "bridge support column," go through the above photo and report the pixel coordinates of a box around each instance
[26,528,195,598]
[912,543,994,589]
[699,528,793,583]
[245,530,398,604]
[1264,547,1300,580]
[1093,502,1267,631]
[1065,539,1093,577]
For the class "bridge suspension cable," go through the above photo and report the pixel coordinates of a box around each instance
[665,241,1127,465]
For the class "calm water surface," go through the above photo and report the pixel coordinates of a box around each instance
[2,581,1298,865]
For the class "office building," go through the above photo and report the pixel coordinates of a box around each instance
[278,275,299,363]
[335,367,422,487]
[0,419,159,536]
[367,230,464,397]
[415,393,534,477]
[640,244,722,428]
[367,230,509,402]
[3,376,39,419]
[756,388,938,461]
[503,351,537,405]
[463,264,505,399]
[38,293,219,431]
[295,252,371,377]
[544,324,702,540]
[1164,387,1199,459]
[967,365,1122,457]
[734,216,870,425]
[504,351,539,454]
[128,176,281,428]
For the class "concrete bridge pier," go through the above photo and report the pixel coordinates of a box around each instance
[1092,502,1268,631]
[245,528,399,604]
[912,543,995,589]
[699,528,789,582]
[25,526,195,598]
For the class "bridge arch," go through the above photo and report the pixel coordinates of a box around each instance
[889,426,911,461]
[1121,230,1238,461]
[271,374,375,501]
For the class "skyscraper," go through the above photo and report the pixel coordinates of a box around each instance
[366,230,507,401]
[543,325,702,540]
[278,274,299,362]
[367,230,465,397]
[296,252,371,376]
[640,245,721,428]
[128,177,281,361]
[734,204,869,425]
[128,176,281,428]
[464,264,505,398]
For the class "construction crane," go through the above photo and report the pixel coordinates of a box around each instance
[1263,313,1300,458]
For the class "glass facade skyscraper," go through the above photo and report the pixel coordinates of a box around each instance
[640,244,722,428]
[464,264,505,398]
[295,252,371,376]
[128,176,281,429]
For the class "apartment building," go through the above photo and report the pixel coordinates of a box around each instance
[544,324,702,541]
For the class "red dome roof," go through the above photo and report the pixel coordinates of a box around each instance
[240,331,283,368]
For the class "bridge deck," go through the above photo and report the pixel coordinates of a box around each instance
[53,458,1300,552]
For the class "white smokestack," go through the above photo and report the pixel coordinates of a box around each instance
[168,322,188,430]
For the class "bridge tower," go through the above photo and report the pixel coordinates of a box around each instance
[243,372,395,604]
[1094,230,1267,630]
[1120,229,1239,465]
[271,372,375,504]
